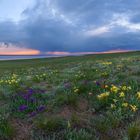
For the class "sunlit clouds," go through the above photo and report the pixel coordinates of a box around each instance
[85,26,110,37]
[110,13,140,32]
[46,49,132,56]
[0,43,40,55]
[0,0,140,55]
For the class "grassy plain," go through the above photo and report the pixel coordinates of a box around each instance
[0,51,140,140]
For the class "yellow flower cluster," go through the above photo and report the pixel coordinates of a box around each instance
[130,105,138,112]
[110,85,119,93]
[122,102,128,107]
[111,104,116,109]
[75,71,85,79]
[33,73,47,81]
[121,86,131,91]
[116,64,123,70]
[113,99,118,103]
[119,92,125,98]
[105,85,109,88]
[122,103,137,112]
[110,85,131,94]
[74,87,79,93]
[137,92,140,99]
[101,72,108,77]
[102,62,112,65]
[97,92,110,100]
[97,83,139,113]
[0,74,20,86]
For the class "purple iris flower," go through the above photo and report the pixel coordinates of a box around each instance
[37,105,46,112]
[28,89,34,96]
[29,97,36,103]
[28,89,34,94]
[29,111,37,117]
[22,89,35,100]
[19,105,28,111]
[96,81,100,86]
[23,94,31,100]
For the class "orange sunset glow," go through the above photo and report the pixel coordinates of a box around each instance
[0,46,40,55]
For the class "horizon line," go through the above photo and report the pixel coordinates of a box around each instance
[0,49,139,56]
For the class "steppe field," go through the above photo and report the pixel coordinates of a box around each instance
[0,51,140,140]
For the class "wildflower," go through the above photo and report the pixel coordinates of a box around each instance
[88,92,93,95]
[105,85,108,88]
[101,72,108,77]
[28,88,34,94]
[19,105,28,111]
[102,62,112,65]
[127,86,131,90]
[111,104,116,109]
[95,81,100,86]
[121,86,131,91]
[122,102,128,107]
[130,105,138,112]
[137,92,140,99]
[117,65,122,69]
[97,92,110,100]
[29,97,36,103]
[43,73,46,76]
[29,111,37,117]
[37,105,46,112]
[74,88,79,93]
[113,99,118,103]
[110,85,119,93]
[119,92,125,98]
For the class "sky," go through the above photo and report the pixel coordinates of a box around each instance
[0,0,140,55]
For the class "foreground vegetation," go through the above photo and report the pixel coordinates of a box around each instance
[0,51,140,140]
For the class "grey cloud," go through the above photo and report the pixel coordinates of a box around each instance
[0,0,140,53]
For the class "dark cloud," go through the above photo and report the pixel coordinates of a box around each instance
[0,0,140,53]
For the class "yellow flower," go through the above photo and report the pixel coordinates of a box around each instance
[97,92,110,100]
[101,72,108,76]
[105,85,108,88]
[119,92,125,98]
[102,62,112,65]
[88,92,93,95]
[113,99,118,103]
[137,92,140,99]
[74,88,79,93]
[122,102,128,107]
[121,86,131,91]
[111,104,116,109]
[110,85,119,93]
[130,105,138,112]
[127,86,131,90]
[121,86,127,91]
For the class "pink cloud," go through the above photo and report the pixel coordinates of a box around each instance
[0,44,40,55]
[46,49,132,56]
[46,51,71,55]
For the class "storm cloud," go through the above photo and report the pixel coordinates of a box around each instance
[0,0,140,54]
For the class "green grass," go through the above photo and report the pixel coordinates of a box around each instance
[0,51,140,140]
